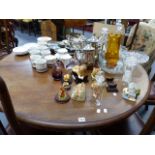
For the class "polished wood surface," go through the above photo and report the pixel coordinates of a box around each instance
[0,76,22,134]
[0,53,150,131]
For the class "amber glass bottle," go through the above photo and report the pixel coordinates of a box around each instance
[105,33,122,68]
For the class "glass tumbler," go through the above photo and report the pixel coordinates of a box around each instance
[92,74,105,106]
[122,56,137,84]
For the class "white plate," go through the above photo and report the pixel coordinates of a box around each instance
[23,43,39,50]
[38,45,49,50]
[40,50,51,56]
[29,49,41,55]
[13,46,29,55]
[37,36,52,43]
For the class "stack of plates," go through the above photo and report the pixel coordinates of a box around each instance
[37,36,52,43]
[13,43,39,56]
[13,46,29,56]
[23,43,39,50]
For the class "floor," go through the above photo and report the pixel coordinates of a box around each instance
[0,28,154,135]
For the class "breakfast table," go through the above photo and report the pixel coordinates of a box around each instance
[0,52,150,131]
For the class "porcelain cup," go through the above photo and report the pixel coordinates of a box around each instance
[40,50,51,57]
[44,55,56,66]
[35,59,47,72]
[29,49,40,55]
[30,55,42,68]
[128,82,136,95]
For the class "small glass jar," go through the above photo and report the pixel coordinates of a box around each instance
[92,73,105,106]
[52,60,64,80]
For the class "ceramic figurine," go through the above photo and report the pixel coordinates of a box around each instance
[72,65,88,83]
[55,86,70,103]
[122,82,141,102]
[71,83,86,102]
[91,67,101,80]
[62,74,72,84]
[62,74,72,90]
[62,82,71,90]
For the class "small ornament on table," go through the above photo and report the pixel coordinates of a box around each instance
[106,82,118,92]
[55,86,70,103]
[91,74,105,106]
[105,77,118,92]
[62,74,72,84]
[71,83,86,102]
[63,82,71,90]
[122,82,141,102]
[72,65,88,83]
[91,67,101,80]
[62,73,72,90]
[91,81,100,99]
[106,77,114,83]
[91,71,105,94]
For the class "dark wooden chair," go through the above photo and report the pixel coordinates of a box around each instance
[138,67,155,134]
[127,61,155,135]
[40,20,57,41]
[140,107,155,134]
[145,81,155,107]
[144,62,155,113]
[122,19,140,48]
[64,19,88,35]
[0,19,18,55]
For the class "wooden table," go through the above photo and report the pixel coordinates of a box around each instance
[0,53,150,131]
